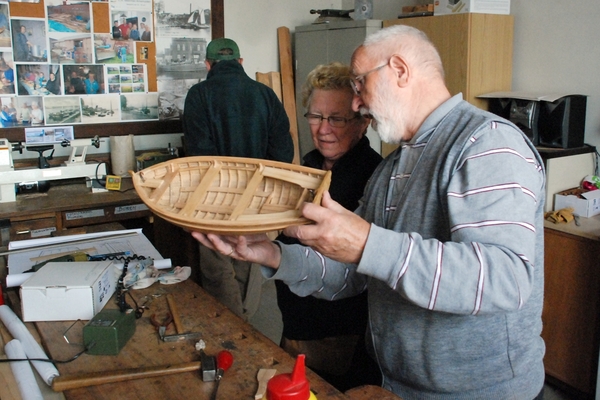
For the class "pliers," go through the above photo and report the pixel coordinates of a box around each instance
[150,312,173,341]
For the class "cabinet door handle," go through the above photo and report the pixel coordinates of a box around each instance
[16,229,31,235]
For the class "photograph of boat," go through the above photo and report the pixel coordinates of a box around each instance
[156,2,210,31]
[44,95,81,125]
[121,93,158,121]
[80,95,119,123]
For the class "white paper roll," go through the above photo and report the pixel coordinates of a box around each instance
[5,339,44,400]
[0,305,59,386]
[6,272,33,288]
[154,258,172,269]
[110,134,136,177]
[113,258,171,270]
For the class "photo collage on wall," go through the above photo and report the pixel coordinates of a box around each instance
[0,0,163,129]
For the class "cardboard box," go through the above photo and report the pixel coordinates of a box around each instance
[402,4,434,13]
[434,0,510,15]
[554,188,600,218]
[21,261,117,322]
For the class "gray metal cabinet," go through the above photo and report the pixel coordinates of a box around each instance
[294,20,382,157]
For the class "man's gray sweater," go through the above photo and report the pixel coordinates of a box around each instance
[268,95,546,399]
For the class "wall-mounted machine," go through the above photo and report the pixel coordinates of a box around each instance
[0,136,107,203]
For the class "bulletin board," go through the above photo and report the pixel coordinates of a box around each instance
[0,0,223,143]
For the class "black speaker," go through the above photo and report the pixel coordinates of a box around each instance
[488,97,540,145]
[485,94,587,149]
[537,95,586,148]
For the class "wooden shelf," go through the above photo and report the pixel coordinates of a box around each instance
[0,119,183,143]
[381,14,514,157]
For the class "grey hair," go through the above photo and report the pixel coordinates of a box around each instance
[363,24,444,80]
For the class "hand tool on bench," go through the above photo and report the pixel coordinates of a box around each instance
[160,293,201,342]
[150,312,173,341]
[209,350,233,400]
[51,361,202,391]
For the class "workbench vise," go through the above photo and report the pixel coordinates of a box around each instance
[0,137,107,203]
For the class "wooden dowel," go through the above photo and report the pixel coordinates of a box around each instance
[51,361,201,392]
[166,294,184,334]
[277,26,300,165]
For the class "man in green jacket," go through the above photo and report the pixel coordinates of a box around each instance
[183,38,293,320]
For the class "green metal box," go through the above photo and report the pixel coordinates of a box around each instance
[83,309,136,355]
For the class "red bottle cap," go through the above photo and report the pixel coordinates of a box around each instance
[266,354,310,400]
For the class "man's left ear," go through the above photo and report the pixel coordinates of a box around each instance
[237,58,244,65]
[389,55,409,87]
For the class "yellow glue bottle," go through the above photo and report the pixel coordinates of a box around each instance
[264,354,317,400]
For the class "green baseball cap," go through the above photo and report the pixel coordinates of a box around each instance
[206,38,241,61]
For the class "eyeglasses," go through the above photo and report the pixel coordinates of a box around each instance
[351,62,388,95]
[304,113,358,128]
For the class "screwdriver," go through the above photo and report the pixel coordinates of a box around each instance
[210,350,234,400]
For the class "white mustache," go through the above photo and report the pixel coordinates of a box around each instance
[359,107,373,119]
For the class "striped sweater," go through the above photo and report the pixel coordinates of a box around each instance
[270,94,546,399]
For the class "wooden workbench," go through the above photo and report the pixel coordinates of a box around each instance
[0,183,401,399]
[28,279,397,399]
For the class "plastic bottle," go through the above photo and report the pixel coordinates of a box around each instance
[265,354,317,400]
[582,175,600,191]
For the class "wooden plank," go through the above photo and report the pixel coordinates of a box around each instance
[228,165,265,220]
[277,26,300,165]
[179,161,222,217]
[256,71,283,102]
[0,120,185,143]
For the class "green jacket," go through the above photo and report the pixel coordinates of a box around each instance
[183,60,293,162]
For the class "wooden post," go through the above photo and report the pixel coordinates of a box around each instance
[255,71,283,102]
[277,26,300,165]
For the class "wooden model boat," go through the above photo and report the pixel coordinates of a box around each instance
[130,156,332,234]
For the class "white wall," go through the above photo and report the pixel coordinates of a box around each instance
[224,0,600,151]
[224,0,428,76]
[224,1,342,76]
[511,1,600,150]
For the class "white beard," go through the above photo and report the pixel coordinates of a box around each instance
[366,79,406,145]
